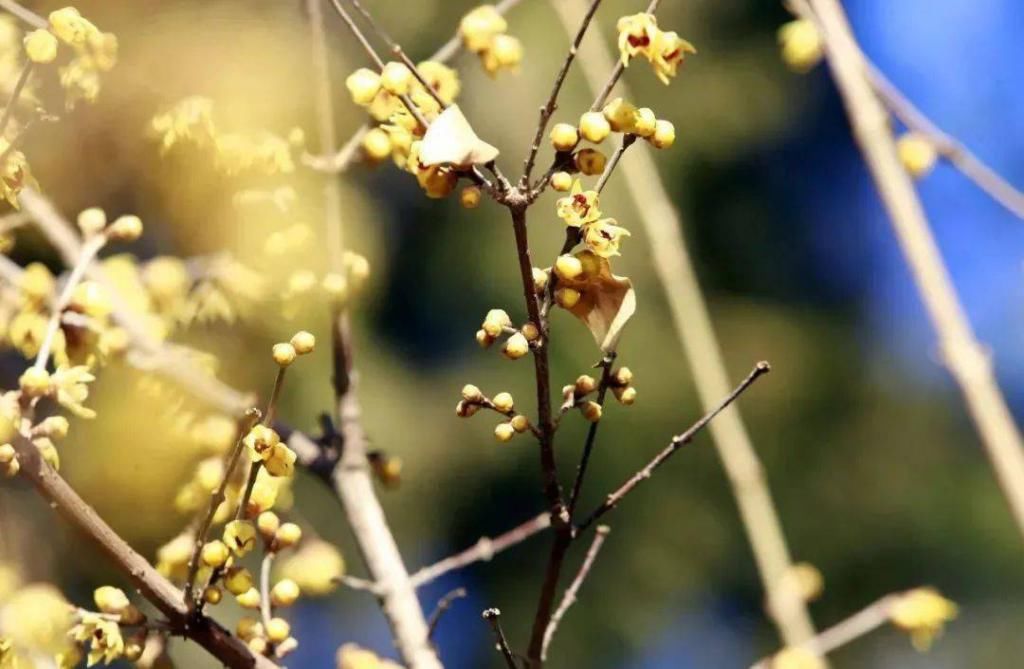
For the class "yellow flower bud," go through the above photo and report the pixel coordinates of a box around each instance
[248,637,268,655]
[532,267,549,293]
[482,308,512,337]
[266,617,291,643]
[24,29,58,64]
[633,107,657,137]
[614,385,637,405]
[579,111,611,143]
[2,456,20,477]
[94,586,129,615]
[224,520,257,556]
[34,415,69,440]
[575,148,606,175]
[897,132,938,178]
[602,98,638,133]
[21,263,55,304]
[48,7,97,47]
[272,343,296,367]
[200,540,229,568]
[203,586,222,605]
[551,171,573,192]
[271,579,301,608]
[550,123,579,152]
[237,617,263,641]
[0,444,15,464]
[224,566,255,595]
[380,62,413,95]
[362,127,392,162]
[494,422,515,442]
[346,68,382,106]
[778,19,824,73]
[456,400,480,418]
[580,401,603,423]
[275,522,302,548]
[461,384,483,403]
[492,392,514,413]
[290,330,316,355]
[124,641,144,661]
[491,34,523,69]
[107,215,143,242]
[476,329,494,348]
[460,185,482,209]
[502,332,529,360]
[575,375,597,395]
[236,587,261,609]
[510,414,529,433]
[554,254,583,281]
[19,367,52,398]
[614,366,633,386]
[257,511,280,540]
[264,443,297,477]
[555,287,581,309]
[521,322,540,342]
[322,272,349,303]
[649,119,675,149]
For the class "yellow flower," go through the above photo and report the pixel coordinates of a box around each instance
[51,365,96,419]
[459,5,507,53]
[337,644,385,669]
[59,58,101,107]
[649,30,696,85]
[556,180,602,227]
[616,13,659,65]
[778,19,823,73]
[155,531,194,582]
[1,584,72,656]
[278,540,344,596]
[580,218,630,259]
[889,587,957,651]
[70,612,124,666]
[223,520,257,557]
[243,424,280,462]
[346,68,381,106]
[150,96,216,152]
[602,98,639,133]
[415,61,460,105]
[264,443,297,477]
[0,139,37,208]
[48,8,99,48]
[24,29,58,64]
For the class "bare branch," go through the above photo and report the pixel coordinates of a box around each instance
[541,525,610,660]
[482,608,519,669]
[594,134,636,193]
[0,0,46,28]
[566,354,615,518]
[427,588,467,640]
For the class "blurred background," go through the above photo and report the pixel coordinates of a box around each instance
[2,0,1024,666]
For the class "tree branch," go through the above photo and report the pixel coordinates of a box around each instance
[482,608,519,669]
[540,525,610,660]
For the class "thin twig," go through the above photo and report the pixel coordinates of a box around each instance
[185,409,262,608]
[409,512,551,588]
[552,0,823,649]
[259,551,276,631]
[0,61,32,137]
[520,0,605,185]
[0,0,46,28]
[750,594,900,669]
[566,355,615,518]
[540,525,610,660]
[804,0,1024,541]
[427,587,467,640]
[577,361,771,533]
[482,608,518,669]
[594,134,636,193]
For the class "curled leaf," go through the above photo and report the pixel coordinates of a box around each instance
[560,251,636,353]
[418,104,499,167]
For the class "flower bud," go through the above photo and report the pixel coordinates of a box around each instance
[224,566,255,595]
[492,392,514,413]
[248,637,268,655]
[33,415,69,440]
[613,366,633,386]
[24,29,58,63]
[550,123,579,152]
[456,400,480,418]
[614,385,637,405]
[257,511,281,540]
[494,422,515,442]
[532,267,549,293]
[203,586,222,605]
[0,444,14,464]
[575,148,606,175]
[482,309,512,337]
[461,384,483,403]
[555,287,581,309]
[551,171,573,192]
[275,522,302,548]
[579,111,611,143]
[290,331,316,355]
[266,617,291,643]
[19,367,52,398]
[491,34,523,69]
[897,132,937,178]
[502,332,529,360]
[236,587,261,609]
[271,579,300,607]
[237,617,263,641]
[521,322,540,342]
[476,329,494,348]
[272,343,296,367]
[575,375,597,395]
[201,540,230,568]
[580,401,603,423]
[107,215,143,242]
[346,68,382,106]
[380,62,413,95]
[602,98,638,133]
[633,107,657,137]
[510,415,529,433]
[94,586,130,615]
[460,185,482,209]
[362,127,392,162]
[554,254,583,281]
[649,120,675,149]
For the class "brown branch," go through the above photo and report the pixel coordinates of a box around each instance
[566,355,615,518]
[577,361,771,533]
[408,512,551,588]
[520,0,605,185]
[9,434,278,669]
[482,608,519,669]
[540,525,610,660]
[427,588,467,640]
[802,0,1024,540]
[594,134,636,193]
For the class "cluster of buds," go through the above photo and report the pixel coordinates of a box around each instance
[549,96,674,162]
[23,7,119,107]
[272,330,316,367]
[76,206,143,242]
[616,12,696,85]
[561,374,603,423]
[456,384,531,442]
[69,586,147,665]
[199,512,303,659]
[458,5,523,77]
[474,309,537,359]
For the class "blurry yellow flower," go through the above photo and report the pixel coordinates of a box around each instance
[582,219,630,258]
[380,62,413,96]
[617,13,659,65]
[778,19,823,73]
[150,97,217,152]
[345,68,381,106]
[243,424,280,462]
[59,58,101,107]
[264,443,297,477]
[897,132,938,179]
[20,262,55,305]
[69,281,112,319]
[337,643,384,669]
[416,61,460,105]
[489,34,522,71]
[649,31,696,85]
[92,587,129,616]
[460,5,507,53]
[556,180,601,227]
[51,365,96,419]
[602,98,639,133]
[24,30,58,64]
[155,531,194,581]
[0,584,72,656]
[48,8,99,48]
[223,520,257,557]
[70,612,124,666]
[9,310,56,361]
[0,140,37,208]
[277,539,344,596]
[889,587,957,651]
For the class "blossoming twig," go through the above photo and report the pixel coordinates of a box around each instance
[408,511,552,588]
[540,525,610,661]
[577,361,771,533]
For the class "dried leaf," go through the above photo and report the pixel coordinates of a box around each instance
[562,251,636,353]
